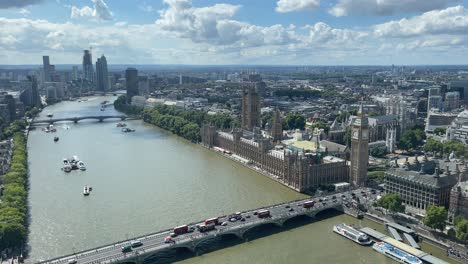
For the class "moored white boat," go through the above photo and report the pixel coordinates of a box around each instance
[372,242,422,264]
[333,223,372,245]
[78,161,86,171]
[63,165,72,173]
[83,186,90,196]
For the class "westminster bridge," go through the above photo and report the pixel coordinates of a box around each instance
[37,188,373,264]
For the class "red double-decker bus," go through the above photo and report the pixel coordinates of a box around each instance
[204,217,219,225]
[173,225,188,235]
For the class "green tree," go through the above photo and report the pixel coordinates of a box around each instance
[370,146,388,158]
[398,128,425,151]
[283,114,305,130]
[455,218,468,241]
[424,138,443,154]
[443,140,465,157]
[310,121,330,134]
[376,193,405,213]
[423,206,448,231]
[434,127,446,135]
[261,112,274,129]
[368,170,385,181]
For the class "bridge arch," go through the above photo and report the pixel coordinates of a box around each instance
[142,247,193,264]
[240,221,282,239]
[281,213,314,227]
[313,205,343,219]
[192,232,243,253]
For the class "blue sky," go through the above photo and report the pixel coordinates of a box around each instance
[0,0,467,65]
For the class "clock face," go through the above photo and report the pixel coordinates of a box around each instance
[362,130,368,139]
[352,131,359,139]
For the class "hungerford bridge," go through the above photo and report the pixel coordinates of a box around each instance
[31,115,139,125]
[38,188,370,264]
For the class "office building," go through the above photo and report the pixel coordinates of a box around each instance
[82,50,94,82]
[72,66,79,80]
[449,80,468,101]
[125,68,139,103]
[42,56,51,82]
[95,55,109,92]
[385,156,459,214]
[445,92,460,111]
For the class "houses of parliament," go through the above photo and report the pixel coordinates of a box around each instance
[201,85,369,192]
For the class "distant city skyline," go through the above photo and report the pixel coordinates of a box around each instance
[0,0,467,65]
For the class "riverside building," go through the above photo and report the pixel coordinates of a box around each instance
[384,156,460,214]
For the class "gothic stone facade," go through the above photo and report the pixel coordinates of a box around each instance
[384,158,459,213]
[201,125,349,192]
[241,86,260,131]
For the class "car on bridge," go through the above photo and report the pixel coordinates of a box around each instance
[121,244,132,253]
[67,259,77,264]
[131,240,143,248]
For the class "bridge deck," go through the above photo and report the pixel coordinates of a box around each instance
[38,188,373,264]
[31,115,131,125]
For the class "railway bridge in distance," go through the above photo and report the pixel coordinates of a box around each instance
[38,188,369,264]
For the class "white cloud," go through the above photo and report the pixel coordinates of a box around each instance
[304,22,368,46]
[71,0,113,21]
[275,0,320,13]
[1,1,467,65]
[18,8,31,16]
[329,0,460,17]
[155,0,297,47]
[374,5,468,37]
[139,2,155,13]
[0,0,43,9]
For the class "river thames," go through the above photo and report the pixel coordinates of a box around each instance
[27,96,454,263]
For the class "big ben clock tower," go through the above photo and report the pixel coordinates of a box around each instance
[350,104,369,186]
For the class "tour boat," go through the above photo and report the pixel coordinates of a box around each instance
[78,161,86,171]
[63,165,72,173]
[372,242,422,264]
[121,127,135,133]
[72,155,79,163]
[333,223,372,245]
[54,137,59,142]
[83,186,90,196]
[47,113,53,117]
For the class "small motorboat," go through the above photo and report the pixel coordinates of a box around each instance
[83,186,90,196]
[47,113,53,117]
[78,161,86,171]
[54,137,59,142]
[116,122,127,128]
[122,128,135,133]
[63,165,72,173]
[72,155,79,163]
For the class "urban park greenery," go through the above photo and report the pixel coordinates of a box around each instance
[114,96,239,142]
[398,127,426,151]
[375,193,405,213]
[454,216,468,242]
[423,206,448,231]
[0,133,28,250]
